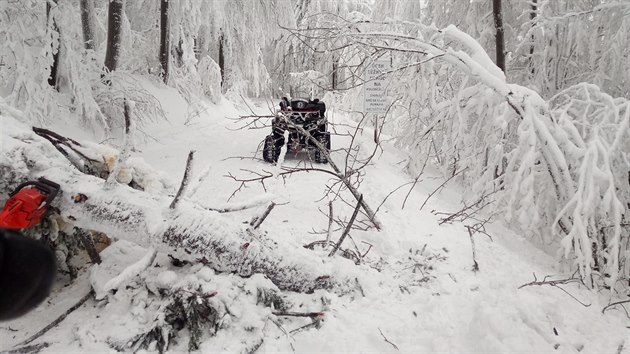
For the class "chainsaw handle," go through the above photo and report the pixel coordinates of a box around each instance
[9,178,60,208]
[37,178,60,208]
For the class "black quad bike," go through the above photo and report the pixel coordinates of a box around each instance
[262,97,331,164]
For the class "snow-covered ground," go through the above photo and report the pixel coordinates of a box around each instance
[1,81,629,353]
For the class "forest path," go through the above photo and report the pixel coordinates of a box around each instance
[135,88,630,352]
[1,83,628,352]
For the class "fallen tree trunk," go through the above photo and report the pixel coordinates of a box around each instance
[0,118,358,294]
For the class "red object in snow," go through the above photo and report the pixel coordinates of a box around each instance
[0,179,60,229]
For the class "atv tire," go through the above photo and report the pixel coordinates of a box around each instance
[263,135,284,163]
[313,132,330,164]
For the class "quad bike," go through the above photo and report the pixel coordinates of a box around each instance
[262,97,331,164]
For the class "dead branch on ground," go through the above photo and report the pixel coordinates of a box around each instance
[16,291,94,347]
[378,328,399,351]
[518,273,591,307]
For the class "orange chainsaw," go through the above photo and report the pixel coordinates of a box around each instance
[0,178,60,229]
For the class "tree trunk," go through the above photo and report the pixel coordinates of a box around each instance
[529,0,537,77]
[218,33,225,89]
[46,1,60,90]
[332,54,338,90]
[79,0,96,50]
[159,0,170,84]
[0,126,361,295]
[492,0,506,73]
[104,0,124,73]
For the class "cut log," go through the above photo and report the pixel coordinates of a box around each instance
[0,118,358,294]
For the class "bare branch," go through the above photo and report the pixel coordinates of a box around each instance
[170,150,195,209]
[420,167,467,211]
[329,194,363,257]
[16,291,94,347]
[250,202,276,229]
[378,328,399,351]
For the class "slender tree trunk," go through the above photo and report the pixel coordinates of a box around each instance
[218,33,225,88]
[46,1,60,89]
[529,0,537,77]
[332,54,338,90]
[79,0,96,50]
[159,0,170,84]
[104,0,124,73]
[492,0,506,73]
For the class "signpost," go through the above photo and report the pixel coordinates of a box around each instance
[364,60,389,114]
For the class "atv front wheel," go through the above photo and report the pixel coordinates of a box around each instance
[313,132,330,164]
[263,135,284,163]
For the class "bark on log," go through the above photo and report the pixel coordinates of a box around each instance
[0,121,358,295]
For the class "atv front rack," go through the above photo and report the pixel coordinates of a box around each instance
[277,110,323,124]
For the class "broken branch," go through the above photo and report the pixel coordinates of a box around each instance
[170,150,195,209]
[329,194,363,257]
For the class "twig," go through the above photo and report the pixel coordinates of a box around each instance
[16,291,94,347]
[402,145,431,209]
[361,241,373,257]
[303,240,335,249]
[518,272,582,289]
[325,201,334,247]
[374,181,414,217]
[289,321,319,334]
[170,150,195,209]
[466,226,479,272]
[269,316,290,338]
[378,328,399,351]
[602,299,630,314]
[420,167,467,211]
[2,342,50,354]
[250,202,276,229]
[329,195,363,257]
[272,311,324,318]
[435,189,498,225]
[518,273,591,307]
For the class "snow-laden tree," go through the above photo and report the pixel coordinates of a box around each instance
[420,0,630,99]
[266,0,373,97]
[0,0,305,131]
[512,0,630,99]
[0,0,106,128]
[292,14,629,290]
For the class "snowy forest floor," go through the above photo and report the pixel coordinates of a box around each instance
[1,79,629,353]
